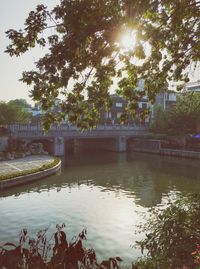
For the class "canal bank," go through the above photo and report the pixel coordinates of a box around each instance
[129,138,200,159]
[0,155,61,190]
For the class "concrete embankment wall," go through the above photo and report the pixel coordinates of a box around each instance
[128,139,161,154]
[0,160,61,190]
[0,136,8,152]
[128,139,200,160]
[160,148,200,159]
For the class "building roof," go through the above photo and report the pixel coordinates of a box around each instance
[184,81,200,92]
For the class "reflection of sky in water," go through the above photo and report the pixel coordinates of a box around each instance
[0,151,200,264]
[0,184,147,263]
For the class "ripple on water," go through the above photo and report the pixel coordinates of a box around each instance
[1,152,200,265]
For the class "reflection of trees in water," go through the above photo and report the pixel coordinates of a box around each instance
[131,153,200,190]
[1,151,200,208]
[140,153,200,179]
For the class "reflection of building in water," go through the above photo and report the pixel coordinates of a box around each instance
[119,162,163,207]
[76,154,163,208]
[133,153,200,205]
[134,179,159,207]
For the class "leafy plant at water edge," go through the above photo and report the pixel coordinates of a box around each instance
[0,225,122,269]
[134,193,200,269]
[191,245,200,268]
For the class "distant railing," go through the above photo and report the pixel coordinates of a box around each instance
[8,124,147,138]
[9,124,147,132]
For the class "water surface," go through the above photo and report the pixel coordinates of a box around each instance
[0,150,200,264]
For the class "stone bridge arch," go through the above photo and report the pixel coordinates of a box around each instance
[8,124,148,156]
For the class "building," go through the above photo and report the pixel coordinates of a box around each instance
[154,90,177,110]
[184,81,200,93]
[25,103,43,124]
[27,106,42,117]
[99,94,150,125]
[100,95,125,124]
[150,90,178,120]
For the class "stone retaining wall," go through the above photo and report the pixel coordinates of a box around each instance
[128,139,161,153]
[0,136,8,152]
[0,160,61,190]
[129,139,200,160]
[160,148,200,159]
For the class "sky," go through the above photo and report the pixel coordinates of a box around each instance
[0,1,199,106]
[0,0,58,105]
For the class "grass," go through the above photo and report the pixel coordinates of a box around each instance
[0,157,60,181]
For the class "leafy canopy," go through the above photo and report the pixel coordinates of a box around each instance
[150,92,200,134]
[5,0,200,129]
[8,99,31,109]
[0,101,31,125]
[169,92,200,134]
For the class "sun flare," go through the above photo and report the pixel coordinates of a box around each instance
[120,30,137,51]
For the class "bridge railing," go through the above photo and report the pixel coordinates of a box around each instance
[9,124,147,132]
[8,124,147,138]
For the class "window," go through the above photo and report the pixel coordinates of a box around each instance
[105,112,112,119]
[142,103,147,109]
[116,102,123,108]
[117,112,122,118]
[167,94,176,101]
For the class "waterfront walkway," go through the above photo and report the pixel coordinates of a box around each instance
[0,155,54,176]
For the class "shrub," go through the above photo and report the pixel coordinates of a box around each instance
[134,193,200,269]
[0,225,122,269]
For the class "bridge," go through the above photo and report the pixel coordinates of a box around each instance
[8,124,148,156]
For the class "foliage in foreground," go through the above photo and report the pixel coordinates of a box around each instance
[1,194,200,269]
[5,1,200,130]
[0,158,60,181]
[133,193,200,269]
[0,225,122,269]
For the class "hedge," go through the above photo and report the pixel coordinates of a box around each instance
[0,158,60,181]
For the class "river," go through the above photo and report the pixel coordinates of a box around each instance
[0,150,200,265]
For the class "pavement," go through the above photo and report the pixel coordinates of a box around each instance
[0,155,54,176]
